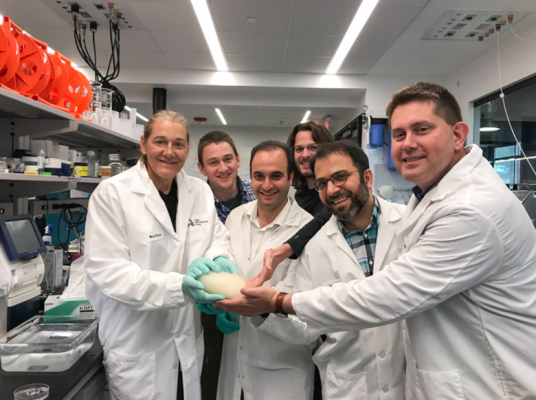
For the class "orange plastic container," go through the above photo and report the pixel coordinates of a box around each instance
[42,51,68,105]
[26,38,53,96]
[0,17,20,85]
[5,19,48,94]
[58,53,92,114]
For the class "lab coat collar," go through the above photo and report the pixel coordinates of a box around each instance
[399,145,482,241]
[323,196,401,272]
[244,197,302,229]
[130,162,190,241]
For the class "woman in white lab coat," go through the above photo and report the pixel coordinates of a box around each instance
[84,110,233,400]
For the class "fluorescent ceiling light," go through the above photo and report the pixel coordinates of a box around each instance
[301,110,311,123]
[480,127,500,132]
[215,108,227,125]
[191,0,228,71]
[326,0,379,75]
[124,106,149,122]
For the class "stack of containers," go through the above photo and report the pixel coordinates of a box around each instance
[0,16,93,118]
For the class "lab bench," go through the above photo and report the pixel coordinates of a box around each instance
[0,338,105,400]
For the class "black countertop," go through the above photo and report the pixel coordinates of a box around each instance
[0,338,103,400]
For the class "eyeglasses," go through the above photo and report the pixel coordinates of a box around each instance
[314,169,360,192]
[293,144,320,154]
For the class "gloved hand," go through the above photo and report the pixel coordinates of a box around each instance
[197,303,224,315]
[216,312,240,334]
[214,256,238,275]
[187,257,221,278]
[182,275,225,304]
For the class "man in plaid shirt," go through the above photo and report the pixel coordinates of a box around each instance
[197,131,256,224]
[196,130,256,400]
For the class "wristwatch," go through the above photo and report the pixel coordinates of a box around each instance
[274,292,288,318]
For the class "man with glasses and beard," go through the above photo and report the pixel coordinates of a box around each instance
[245,140,407,399]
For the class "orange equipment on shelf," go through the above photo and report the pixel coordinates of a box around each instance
[58,53,92,114]
[4,19,50,95]
[0,17,21,86]
[42,51,68,105]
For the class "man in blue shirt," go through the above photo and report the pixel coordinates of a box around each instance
[197,131,256,224]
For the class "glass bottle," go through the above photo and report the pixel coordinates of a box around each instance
[109,153,122,176]
[87,151,96,177]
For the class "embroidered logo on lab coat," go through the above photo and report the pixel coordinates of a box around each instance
[188,217,209,231]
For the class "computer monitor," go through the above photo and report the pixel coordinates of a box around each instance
[0,215,46,261]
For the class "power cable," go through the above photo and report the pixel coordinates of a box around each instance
[72,6,126,112]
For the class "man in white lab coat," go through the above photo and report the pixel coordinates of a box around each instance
[256,140,406,400]
[216,82,536,399]
[216,140,316,400]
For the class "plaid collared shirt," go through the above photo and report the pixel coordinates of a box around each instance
[213,176,256,224]
[338,195,381,277]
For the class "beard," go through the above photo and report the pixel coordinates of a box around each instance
[326,181,370,221]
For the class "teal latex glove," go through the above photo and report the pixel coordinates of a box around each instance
[216,312,240,334]
[197,303,224,315]
[182,275,225,304]
[214,256,238,275]
[188,257,221,278]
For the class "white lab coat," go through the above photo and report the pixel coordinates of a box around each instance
[218,198,316,400]
[292,145,536,399]
[258,197,406,400]
[85,162,233,400]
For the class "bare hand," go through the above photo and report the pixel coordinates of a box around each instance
[247,244,294,288]
[213,286,278,316]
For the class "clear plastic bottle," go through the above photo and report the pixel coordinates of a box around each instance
[109,153,122,176]
[121,157,128,172]
[37,149,46,174]
[87,151,96,177]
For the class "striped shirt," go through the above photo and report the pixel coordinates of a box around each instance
[337,195,381,277]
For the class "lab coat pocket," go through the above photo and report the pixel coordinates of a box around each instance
[407,360,465,400]
[325,366,368,400]
[104,350,156,400]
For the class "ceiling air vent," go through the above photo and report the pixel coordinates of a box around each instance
[421,10,529,41]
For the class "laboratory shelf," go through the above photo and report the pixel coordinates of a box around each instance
[0,174,103,200]
[0,87,139,149]
[0,87,72,120]
[0,173,76,183]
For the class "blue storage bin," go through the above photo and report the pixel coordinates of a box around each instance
[387,130,396,170]
[369,117,388,147]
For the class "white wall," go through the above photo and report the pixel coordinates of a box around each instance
[444,15,536,144]
[185,124,291,179]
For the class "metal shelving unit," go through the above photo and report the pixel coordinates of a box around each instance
[0,88,139,149]
[0,88,136,212]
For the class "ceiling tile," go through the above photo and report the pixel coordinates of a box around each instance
[283,56,330,73]
[293,0,359,4]
[290,4,358,35]
[211,3,291,34]
[286,35,340,57]
[360,6,421,40]
[346,34,395,59]
[24,27,79,51]
[378,0,429,7]
[337,56,378,74]
[149,30,210,53]
[118,52,215,70]
[227,55,284,73]
[210,0,290,3]
[1,0,72,28]
[220,33,287,56]
[127,1,201,31]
